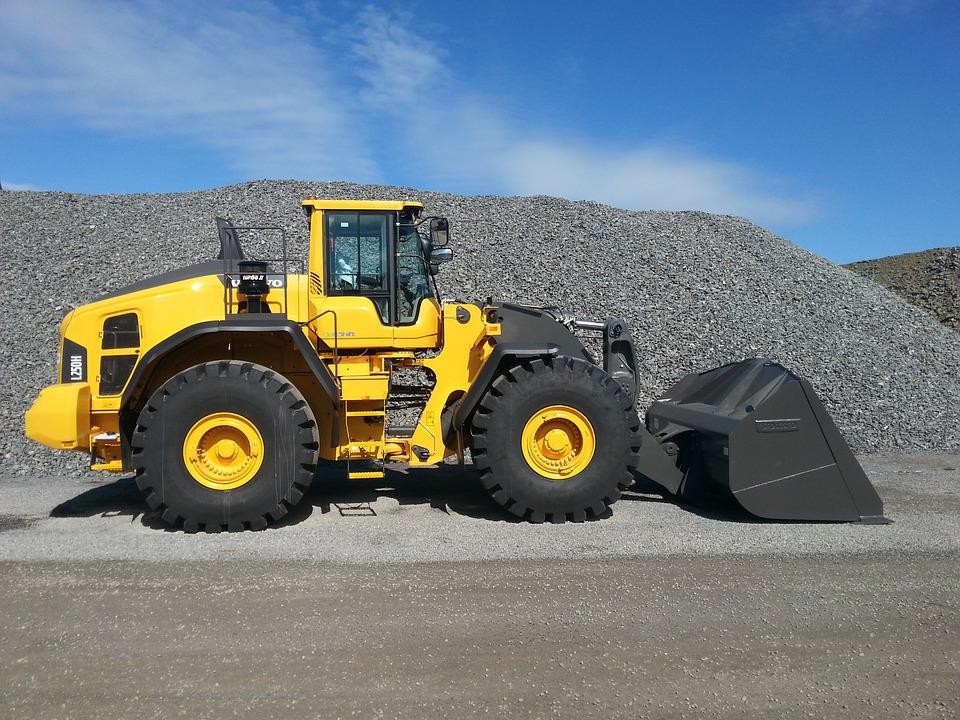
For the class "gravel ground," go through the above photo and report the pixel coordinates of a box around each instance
[0,454,956,718]
[847,246,960,331]
[3,181,960,478]
[0,455,956,563]
[1,554,957,720]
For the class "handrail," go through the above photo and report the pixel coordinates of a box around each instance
[222,257,302,316]
[220,225,293,318]
[300,308,340,385]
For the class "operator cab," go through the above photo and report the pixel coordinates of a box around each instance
[301,198,453,350]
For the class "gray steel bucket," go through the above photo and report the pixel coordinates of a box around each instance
[645,359,888,523]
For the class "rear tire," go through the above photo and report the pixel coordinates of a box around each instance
[470,356,640,523]
[131,361,319,531]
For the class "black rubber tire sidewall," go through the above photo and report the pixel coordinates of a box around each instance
[132,362,317,530]
[471,357,636,521]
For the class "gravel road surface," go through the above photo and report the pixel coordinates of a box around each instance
[0,455,957,563]
[1,554,957,720]
[0,455,957,717]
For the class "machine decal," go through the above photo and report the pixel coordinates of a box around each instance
[755,418,802,433]
[61,338,87,383]
[227,274,285,289]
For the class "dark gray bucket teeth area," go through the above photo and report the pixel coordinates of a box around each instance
[645,358,889,523]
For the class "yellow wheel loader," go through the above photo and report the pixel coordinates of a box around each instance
[25,198,888,530]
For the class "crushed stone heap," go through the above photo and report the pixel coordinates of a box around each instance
[3,180,959,475]
[847,247,960,331]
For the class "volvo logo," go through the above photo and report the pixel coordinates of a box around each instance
[229,276,284,288]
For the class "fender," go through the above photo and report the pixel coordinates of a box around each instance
[451,342,561,429]
[120,317,340,414]
[451,303,591,430]
[451,303,641,432]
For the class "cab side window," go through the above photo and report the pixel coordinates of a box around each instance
[396,223,433,324]
[326,212,390,323]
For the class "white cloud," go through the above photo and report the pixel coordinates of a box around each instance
[788,0,926,35]
[0,180,39,191]
[348,6,447,108]
[339,9,818,224]
[0,0,377,180]
[493,141,819,223]
[348,18,819,224]
[0,0,819,225]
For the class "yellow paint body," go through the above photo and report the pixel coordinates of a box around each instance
[25,198,501,475]
[25,382,91,450]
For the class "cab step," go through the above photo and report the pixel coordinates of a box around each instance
[386,425,416,438]
[347,470,385,480]
[346,457,386,481]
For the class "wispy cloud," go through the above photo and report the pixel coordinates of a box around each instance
[348,6,448,109]
[0,180,39,191]
[0,0,819,225]
[787,0,926,36]
[347,9,819,224]
[492,141,820,223]
[0,0,376,180]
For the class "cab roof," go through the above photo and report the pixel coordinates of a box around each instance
[300,198,424,214]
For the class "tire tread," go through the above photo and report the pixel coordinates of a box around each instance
[470,355,640,523]
[131,360,318,532]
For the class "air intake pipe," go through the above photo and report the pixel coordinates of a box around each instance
[237,260,270,314]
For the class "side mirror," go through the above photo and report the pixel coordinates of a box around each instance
[429,217,450,247]
[430,247,453,264]
[428,247,453,276]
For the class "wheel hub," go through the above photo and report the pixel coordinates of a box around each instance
[215,439,239,460]
[521,405,596,480]
[544,428,570,454]
[182,412,264,490]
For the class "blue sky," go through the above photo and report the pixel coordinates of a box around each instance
[1,0,957,263]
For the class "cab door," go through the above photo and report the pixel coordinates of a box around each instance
[393,216,441,349]
[314,211,394,349]
[309,209,441,351]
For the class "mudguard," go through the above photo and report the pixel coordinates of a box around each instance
[452,303,611,430]
[121,318,341,413]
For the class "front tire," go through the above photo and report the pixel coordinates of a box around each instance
[470,356,640,523]
[131,361,319,532]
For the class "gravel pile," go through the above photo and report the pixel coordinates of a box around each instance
[847,247,960,331]
[2,180,960,475]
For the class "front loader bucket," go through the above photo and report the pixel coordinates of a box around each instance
[645,359,888,523]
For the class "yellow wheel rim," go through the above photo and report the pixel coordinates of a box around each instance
[182,412,264,490]
[521,405,596,480]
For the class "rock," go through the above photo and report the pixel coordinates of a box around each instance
[2,180,959,475]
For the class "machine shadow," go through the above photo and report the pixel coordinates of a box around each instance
[621,474,758,523]
[307,463,523,523]
[47,465,522,529]
[48,466,761,530]
[49,477,314,530]
[50,477,166,528]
